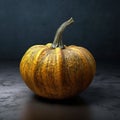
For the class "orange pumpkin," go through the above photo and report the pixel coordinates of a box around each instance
[20,18,96,99]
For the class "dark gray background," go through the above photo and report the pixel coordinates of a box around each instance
[0,0,120,62]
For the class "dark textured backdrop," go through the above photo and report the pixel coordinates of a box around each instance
[0,0,120,61]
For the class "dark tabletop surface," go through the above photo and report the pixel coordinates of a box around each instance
[0,61,120,120]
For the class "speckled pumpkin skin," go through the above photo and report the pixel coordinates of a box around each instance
[20,43,96,99]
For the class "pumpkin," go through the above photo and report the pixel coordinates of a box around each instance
[20,18,96,99]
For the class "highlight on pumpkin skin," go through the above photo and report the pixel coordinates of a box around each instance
[52,17,74,49]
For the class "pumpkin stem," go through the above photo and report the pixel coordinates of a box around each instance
[52,17,74,49]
